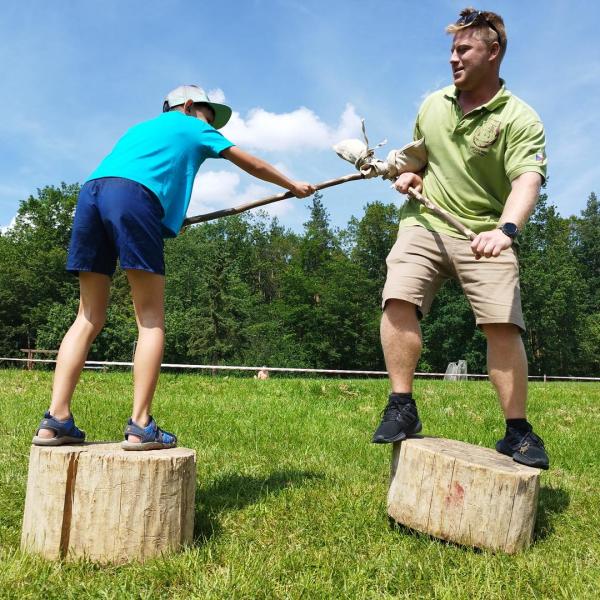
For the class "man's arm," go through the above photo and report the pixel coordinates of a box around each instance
[222,146,314,198]
[470,171,542,259]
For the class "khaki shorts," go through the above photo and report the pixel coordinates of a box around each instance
[382,226,525,332]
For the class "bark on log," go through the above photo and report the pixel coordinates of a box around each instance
[21,443,196,563]
[388,437,541,553]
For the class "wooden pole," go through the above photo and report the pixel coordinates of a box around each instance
[182,170,476,243]
[182,172,364,227]
[408,187,477,240]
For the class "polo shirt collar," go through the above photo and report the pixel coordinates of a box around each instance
[443,79,511,111]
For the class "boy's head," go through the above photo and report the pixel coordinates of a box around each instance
[163,85,232,129]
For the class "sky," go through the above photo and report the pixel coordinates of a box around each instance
[1,0,598,232]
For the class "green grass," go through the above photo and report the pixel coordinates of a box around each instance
[0,370,599,599]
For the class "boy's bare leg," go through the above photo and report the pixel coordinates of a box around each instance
[482,323,528,418]
[37,272,111,438]
[125,270,165,443]
[380,299,422,393]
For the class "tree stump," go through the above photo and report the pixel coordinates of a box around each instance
[21,443,196,563]
[388,437,541,553]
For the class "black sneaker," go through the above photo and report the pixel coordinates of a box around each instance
[371,396,422,444]
[495,429,549,470]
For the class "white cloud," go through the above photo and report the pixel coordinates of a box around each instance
[271,162,295,178]
[237,182,293,218]
[0,216,16,234]
[207,88,226,104]
[187,93,359,222]
[221,103,363,152]
[190,170,240,206]
[187,170,297,221]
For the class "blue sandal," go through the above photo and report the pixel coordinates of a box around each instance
[121,416,177,451]
[32,411,86,446]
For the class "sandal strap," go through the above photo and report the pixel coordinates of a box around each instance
[124,417,177,444]
[36,411,85,439]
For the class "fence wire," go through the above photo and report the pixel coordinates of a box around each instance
[1,357,598,381]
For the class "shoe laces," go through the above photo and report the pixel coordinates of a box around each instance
[381,399,415,422]
[517,431,544,454]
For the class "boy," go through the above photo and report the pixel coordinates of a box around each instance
[33,85,315,450]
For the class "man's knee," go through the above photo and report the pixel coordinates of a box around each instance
[481,322,522,341]
[383,299,419,322]
[381,300,421,339]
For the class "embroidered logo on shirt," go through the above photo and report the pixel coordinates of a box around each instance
[473,118,502,149]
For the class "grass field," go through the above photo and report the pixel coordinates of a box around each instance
[0,369,598,599]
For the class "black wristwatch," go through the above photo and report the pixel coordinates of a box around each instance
[498,222,519,240]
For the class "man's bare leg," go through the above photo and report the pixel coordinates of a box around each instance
[37,272,111,438]
[482,323,527,418]
[380,299,422,393]
[373,299,423,443]
[125,269,165,444]
[483,323,549,468]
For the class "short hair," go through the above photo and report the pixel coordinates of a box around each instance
[163,100,214,113]
[446,7,507,61]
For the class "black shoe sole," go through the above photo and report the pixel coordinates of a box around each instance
[371,420,423,444]
[511,453,550,470]
[495,441,549,470]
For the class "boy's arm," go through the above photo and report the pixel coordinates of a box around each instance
[221,146,315,198]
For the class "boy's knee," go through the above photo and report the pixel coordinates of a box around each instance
[76,313,106,337]
[136,311,165,330]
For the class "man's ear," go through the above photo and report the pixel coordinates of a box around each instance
[183,99,194,114]
[489,41,501,62]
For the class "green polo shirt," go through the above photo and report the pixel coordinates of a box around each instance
[399,81,547,238]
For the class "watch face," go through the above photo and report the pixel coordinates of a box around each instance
[502,222,518,237]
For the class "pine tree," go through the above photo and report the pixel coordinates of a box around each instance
[572,191,600,310]
[300,192,334,273]
[519,195,589,374]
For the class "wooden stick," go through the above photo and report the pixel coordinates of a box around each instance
[183,172,365,227]
[408,187,476,240]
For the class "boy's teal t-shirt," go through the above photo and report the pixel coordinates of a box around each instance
[88,111,234,237]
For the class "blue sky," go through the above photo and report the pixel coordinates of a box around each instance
[1,0,598,232]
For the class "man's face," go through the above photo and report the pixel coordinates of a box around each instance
[450,28,497,90]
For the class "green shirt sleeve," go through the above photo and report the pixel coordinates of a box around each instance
[504,120,547,183]
[413,114,422,142]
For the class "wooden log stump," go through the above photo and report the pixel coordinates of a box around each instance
[388,437,541,553]
[21,443,196,563]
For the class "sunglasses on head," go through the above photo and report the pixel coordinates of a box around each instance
[456,10,503,45]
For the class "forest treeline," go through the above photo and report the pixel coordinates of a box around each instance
[0,184,598,376]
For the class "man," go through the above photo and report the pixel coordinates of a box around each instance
[371,8,549,469]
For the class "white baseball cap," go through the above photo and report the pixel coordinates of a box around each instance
[163,84,232,129]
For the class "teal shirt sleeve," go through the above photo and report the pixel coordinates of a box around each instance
[199,127,234,158]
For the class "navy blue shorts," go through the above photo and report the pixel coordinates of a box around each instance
[66,177,165,276]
